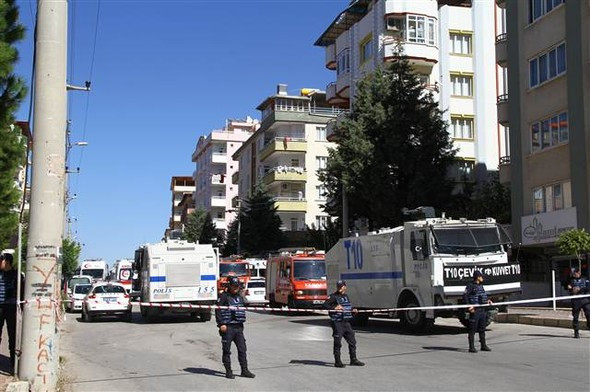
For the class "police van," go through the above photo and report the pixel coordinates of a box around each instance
[134,240,219,322]
[326,216,521,331]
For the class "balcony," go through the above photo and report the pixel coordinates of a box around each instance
[211,195,226,207]
[326,82,350,106]
[495,33,508,67]
[498,156,511,184]
[326,111,348,142]
[213,218,226,231]
[336,72,351,99]
[273,197,307,212]
[259,138,307,162]
[382,37,438,71]
[325,44,336,70]
[212,152,227,164]
[211,174,225,185]
[232,171,239,185]
[497,94,509,126]
[262,167,307,186]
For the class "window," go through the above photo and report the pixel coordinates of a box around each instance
[531,111,568,152]
[337,48,350,76]
[316,185,326,201]
[386,14,436,46]
[529,42,566,88]
[315,216,329,229]
[450,33,472,55]
[450,117,474,139]
[316,156,328,170]
[360,35,373,64]
[532,180,571,214]
[529,0,564,23]
[450,74,473,97]
[449,160,475,182]
[316,126,327,141]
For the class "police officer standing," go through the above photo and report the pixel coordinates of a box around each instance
[566,268,590,339]
[215,277,255,379]
[323,280,365,368]
[463,270,493,353]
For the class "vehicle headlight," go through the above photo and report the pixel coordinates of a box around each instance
[295,290,304,295]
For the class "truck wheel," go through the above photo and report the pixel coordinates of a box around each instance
[399,298,431,332]
[200,310,212,322]
[140,305,155,322]
[287,296,298,316]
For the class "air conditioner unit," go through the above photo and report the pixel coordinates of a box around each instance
[281,183,288,190]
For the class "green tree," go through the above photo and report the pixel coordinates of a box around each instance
[556,229,590,270]
[181,208,206,243]
[199,212,219,245]
[222,218,239,257]
[239,184,283,255]
[319,48,456,231]
[0,0,27,250]
[305,219,341,252]
[61,237,81,278]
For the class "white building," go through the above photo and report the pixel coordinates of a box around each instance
[165,176,196,239]
[315,0,501,182]
[192,118,259,231]
[232,84,346,232]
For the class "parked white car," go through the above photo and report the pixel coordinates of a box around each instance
[66,275,92,296]
[82,282,132,322]
[244,278,267,306]
[67,283,92,313]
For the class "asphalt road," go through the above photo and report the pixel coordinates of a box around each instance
[61,306,590,391]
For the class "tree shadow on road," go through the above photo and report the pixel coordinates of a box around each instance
[289,318,465,336]
[183,367,226,378]
[422,346,464,352]
[289,359,333,367]
[518,333,574,339]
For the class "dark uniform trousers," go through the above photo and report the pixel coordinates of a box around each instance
[221,323,247,369]
[468,308,487,334]
[572,298,590,332]
[0,304,16,364]
[331,320,356,358]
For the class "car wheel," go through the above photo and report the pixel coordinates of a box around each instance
[121,311,132,322]
[83,307,93,322]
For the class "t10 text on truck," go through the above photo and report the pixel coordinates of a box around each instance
[326,217,521,331]
[266,249,328,309]
[133,240,219,322]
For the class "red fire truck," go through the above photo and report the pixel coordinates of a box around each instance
[218,256,251,291]
[266,249,327,309]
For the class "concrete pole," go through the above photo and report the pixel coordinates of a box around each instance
[19,1,68,390]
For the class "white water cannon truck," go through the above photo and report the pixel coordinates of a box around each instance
[326,216,521,331]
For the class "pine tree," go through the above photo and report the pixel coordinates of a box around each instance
[320,49,456,230]
[199,213,218,245]
[62,237,81,278]
[181,208,206,243]
[239,184,283,254]
[222,218,239,257]
[0,0,27,249]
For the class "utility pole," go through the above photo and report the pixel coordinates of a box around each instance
[20,1,68,390]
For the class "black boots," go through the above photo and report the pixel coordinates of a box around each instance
[350,357,365,366]
[468,334,477,353]
[335,354,345,368]
[241,369,256,378]
[574,330,580,339]
[479,332,492,352]
[224,367,235,379]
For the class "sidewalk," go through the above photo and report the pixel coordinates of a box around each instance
[496,306,587,329]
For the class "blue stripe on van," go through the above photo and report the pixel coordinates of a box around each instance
[340,271,403,280]
[150,276,166,282]
[201,275,216,281]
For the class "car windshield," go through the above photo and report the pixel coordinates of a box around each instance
[69,277,90,288]
[220,263,248,277]
[82,268,104,279]
[74,285,91,295]
[293,259,326,281]
[248,281,265,288]
[432,226,506,255]
[93,285,126,294]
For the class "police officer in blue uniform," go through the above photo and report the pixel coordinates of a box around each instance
[323,280,365,368]
[215,277,255,379]
[566,268,590,339]
[463,270,493,353]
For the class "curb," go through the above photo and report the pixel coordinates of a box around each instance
[5,381,28,392]
[495,313,586,329]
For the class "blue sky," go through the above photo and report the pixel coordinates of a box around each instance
[14,0,346,265]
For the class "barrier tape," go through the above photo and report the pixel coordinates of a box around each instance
[22,293,589,314]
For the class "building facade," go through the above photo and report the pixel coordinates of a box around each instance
[232,84,346,233]
[192,118,259,231]
[499,0,589,297]
[166,176,196,239]
[315,0,502,182]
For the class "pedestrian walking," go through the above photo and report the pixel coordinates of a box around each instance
[215,276,255,379]
[323,280,365,368]
[0,253,18,370]
[463,270,493,353]
[566,268,590,339]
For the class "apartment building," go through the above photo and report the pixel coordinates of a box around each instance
[192,117,259,231]
[498,0,589,297]
[315,0,501,182]
[232,84,345,233]
[165,176,196,239]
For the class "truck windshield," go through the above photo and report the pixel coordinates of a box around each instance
[220,263,248,277]
[81,269,104,279]
[432,226,506,255]
[293,260,326,281]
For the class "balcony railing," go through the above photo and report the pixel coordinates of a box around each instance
[263,166,307,185]
[499,156,511,165]
[497,94,509,104]
[259,137,307,161]
[495,33,507,43]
